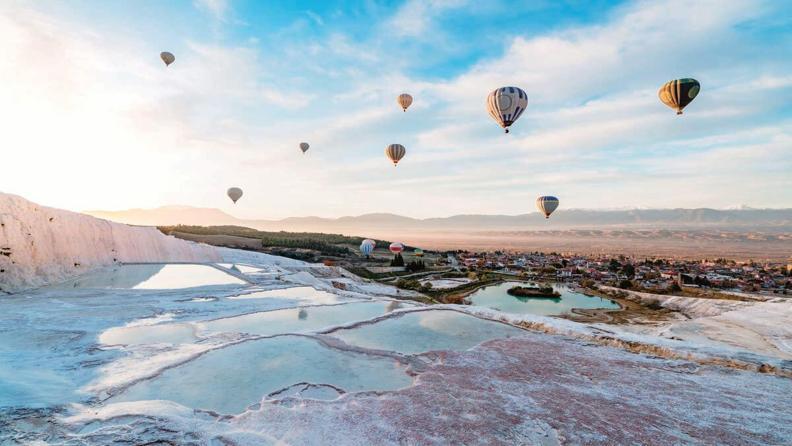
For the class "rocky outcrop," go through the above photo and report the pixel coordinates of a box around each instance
[0,193,219,293]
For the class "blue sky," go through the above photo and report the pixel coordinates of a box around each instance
[1,0,790,218]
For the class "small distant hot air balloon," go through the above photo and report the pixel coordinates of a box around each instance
[486,86,528,133]
[160,52,175,67]
[397,93,413,112]
[385,144,406,166]
[536,196,559,219]
[389,242,404,254]
[658,78,700,115]
[360,239,375,257]
[227,187,243,204]
[299,142,310,154]
[413,248,424,257]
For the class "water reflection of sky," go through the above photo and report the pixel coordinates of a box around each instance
[53,264,246,290]
[332,310,524,355]
[469,282,619,316]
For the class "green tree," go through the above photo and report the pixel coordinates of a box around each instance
[390,253,405,267]
[622,263,635,279]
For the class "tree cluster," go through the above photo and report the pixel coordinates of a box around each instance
[390,253,405,267]
[405,259,426,272]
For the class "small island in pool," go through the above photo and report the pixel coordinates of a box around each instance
[507,285,561,298]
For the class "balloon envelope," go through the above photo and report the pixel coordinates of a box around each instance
[658,78,700,115]
[536,196,559,219]
[385,144,406,166]
[227,187,243,204]
[389,242,404,254]
[360,239,375,256]
[160,52,175,66]
[487,86,528,133]
[299,142,310,153]
[397,93,413,112]
[413,248,424,257]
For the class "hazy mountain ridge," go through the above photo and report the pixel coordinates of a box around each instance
[85,206,792,232]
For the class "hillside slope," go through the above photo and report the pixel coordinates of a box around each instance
[86,206,792,232]
[0,194,219,293]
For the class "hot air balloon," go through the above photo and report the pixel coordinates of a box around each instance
[299,142,310,154]
[160,52,175,66]
[658,78,700,115]
[397,93,413,112]
[486,86,528,133]
[360,239,375,257]
[227,187,243,204]
[413,248,424,257]
[385,144,406,166]
[536,196,559,219]
[389,242,404,254]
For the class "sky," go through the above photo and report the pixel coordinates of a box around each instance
[0,0,790,219]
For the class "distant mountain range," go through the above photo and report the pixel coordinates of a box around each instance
[85,206,792,234]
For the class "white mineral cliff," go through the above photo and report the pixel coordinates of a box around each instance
[0,193,219,293]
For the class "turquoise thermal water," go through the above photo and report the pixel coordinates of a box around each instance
[468,282,620,316]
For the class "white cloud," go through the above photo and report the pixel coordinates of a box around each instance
[386,0,470,38]
[193,0,228,21]
[306,10,324,26]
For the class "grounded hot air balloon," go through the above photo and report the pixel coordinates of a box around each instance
[360,239,375,257]
[385,144,406,166]
[160,52,175,66]
[486,86,528,133]
[227,187,243,204]
[413,248,424,257]
[397,93,413,112]
[389,242,404,254]
[299,142,310,154]
[658,78,700,115]
[536,196,559,219]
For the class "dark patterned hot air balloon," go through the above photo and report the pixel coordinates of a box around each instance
[536,196,559,219]
[227,187,243,204]
[299,142,310,154]
[160,52,175,66]
[385,144,406,166]
[658,78,700,115]
[486,86,528,133]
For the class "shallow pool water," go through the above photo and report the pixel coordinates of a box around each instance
[227,286,345,304]
[330,309,524,355]
[113,335,412,414]
[99,322,198,346]
[468,282,620,316]
[55,264,247,290]
[200,301,408,336]
[216,263,268,274]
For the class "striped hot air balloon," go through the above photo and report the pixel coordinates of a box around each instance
[360,239,375,257]
[385,144,406,166]
[160,52,175,66]
[299,142,310,154]
[486,86,528,133]
[397,93,413,112]
[227,187,243,204]
[389,242,404,254]
[658,78,700,115]
[536,196,559,219]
